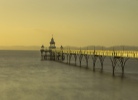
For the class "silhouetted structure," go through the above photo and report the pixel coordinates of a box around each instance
[40,45,45,60]
[40,38,138,77]
[40,37,57,60]
[49,37,56,50]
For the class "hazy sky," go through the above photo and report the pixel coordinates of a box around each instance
[0,0,138,47]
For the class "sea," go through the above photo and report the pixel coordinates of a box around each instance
[0,50,138,100]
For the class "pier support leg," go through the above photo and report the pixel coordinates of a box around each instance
[40,50,44,60]
[93,62,96,71]
[57,53,60,61]
[118,57,129,77]
[69,54,72,65]
[79,54,83,67]
[67,54,69,64]
[74,54,77,66]
[110,57,118,76]
[113,66,115,76]
[52,51,55,60]
[56,52,58,61]
[122,66,124,76]
[61,51,64,61]
[84,54,89,69]
[92,55,98,71]
[41,51,44,60]
[44,53,46,60]
[99,56,105,72]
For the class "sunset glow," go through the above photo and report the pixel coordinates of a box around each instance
[0,0,138,48]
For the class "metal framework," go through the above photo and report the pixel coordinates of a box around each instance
[40,49,138,77]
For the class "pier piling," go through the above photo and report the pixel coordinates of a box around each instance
[40,47,138,77]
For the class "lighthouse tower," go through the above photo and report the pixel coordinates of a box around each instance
[49,37,56,50]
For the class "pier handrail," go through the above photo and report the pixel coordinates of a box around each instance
[51,49,138,58]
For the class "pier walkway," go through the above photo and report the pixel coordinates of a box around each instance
[41,49,138,77]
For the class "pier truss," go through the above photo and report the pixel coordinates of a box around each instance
[41,49,138,77]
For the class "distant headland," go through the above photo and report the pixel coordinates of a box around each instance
[0,45,138,51]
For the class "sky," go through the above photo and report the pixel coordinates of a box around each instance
[0,0,138,48]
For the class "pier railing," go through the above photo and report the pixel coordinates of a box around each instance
[41,49,138,77]
[52,49,138,58]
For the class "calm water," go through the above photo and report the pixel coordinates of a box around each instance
[0,50,138,100]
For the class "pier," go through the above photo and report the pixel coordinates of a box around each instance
[40,37,138,77]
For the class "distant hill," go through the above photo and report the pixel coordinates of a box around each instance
[0,45,138,51]
[0,46,40,50]
[63,45,138,51]
[107,46,138,51]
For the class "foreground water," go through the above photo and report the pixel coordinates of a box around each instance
[0,50,138,100]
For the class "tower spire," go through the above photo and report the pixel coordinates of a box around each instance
[49,35,56,50]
